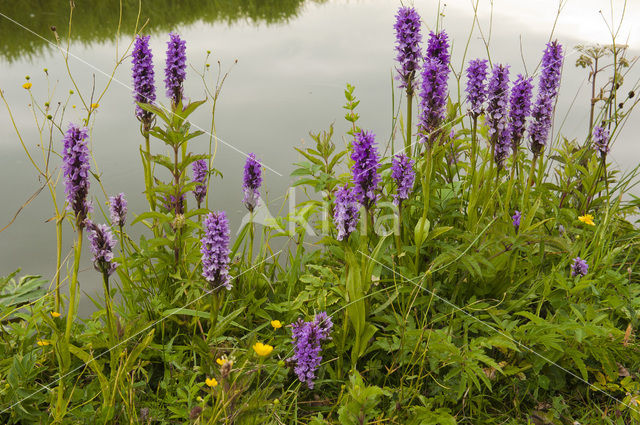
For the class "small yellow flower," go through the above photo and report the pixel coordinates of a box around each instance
[578,214,595,226]
[205,377,218,387]
[252,342,273,357]
[271,320,282,329]
[37,340,50,346]
[91,102,99,109]
[22,82,32,90]
[72,105,76,109]
[50,311,61,318]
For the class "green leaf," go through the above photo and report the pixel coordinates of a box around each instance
[150,154,174,171]
[408,406,457,425]
[414,217,431,247]
[68,344,110,407]
[0,275,47,307]
[136,102,170,123]
[131,211,173,226]
[122,329,155,373]
[177,99,207,119]
[162,308,209,319]
[424,226,453,242]
[294,147,325,166]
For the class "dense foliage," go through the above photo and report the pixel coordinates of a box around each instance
[2,2,640,424]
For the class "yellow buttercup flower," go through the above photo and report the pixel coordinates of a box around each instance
[205,377,218,387]
[578,214,595,226]
[271,320,282,329]
[252,342,273,357]
[50,311,61,318]
[37,340,50,346]
[91,102,99,109]
[22,82,32,89]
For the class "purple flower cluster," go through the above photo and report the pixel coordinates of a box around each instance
[201,211,231,290]
[571,257,588,278]
[161,193,185,214]
[333,185,360,241]
[394,6,422,94]
[291,312,333,389]
[416,31,450,144]
[486,64,511,167]
[131,35,156,121]
[62,123,92,228]
[351,130,381,209]
[192,159,208,206]
[418,57,449,144]
[465,59,488,116]
[391,154,415,205]
[508,75,533,150]
[164,32,187,106]
[529,41,563,156]
[242,153,262,212]
[109,193,127,227]
[512,210,521,232]
[592,125,610,159]
[85,220,118,276]
[426,31,450,65]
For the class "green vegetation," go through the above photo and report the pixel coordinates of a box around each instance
[1,2,640,424]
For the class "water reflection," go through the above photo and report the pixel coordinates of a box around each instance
[0,0,315,62]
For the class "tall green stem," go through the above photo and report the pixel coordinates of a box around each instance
[173,145,181,266]
[405,92,413,156]
[395,203,403,259]
[337,243,349,376]
[466,117,479,223]
[248,213,255,265]
[118,224,129,276]
[522,154,538,209]
[209,291,223,339]
[102,272,115,345]
[64,229,83,343]
[470,115,478,183]
[144,130,156,212]
[367,209,374,243]
[55,218,63,312]
[504,157,518,214]
[415,147,433,272]
[535,150,546,187]
[337,308,349,379]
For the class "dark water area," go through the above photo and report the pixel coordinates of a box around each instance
[0,0,311,62]
[1,0,639,314]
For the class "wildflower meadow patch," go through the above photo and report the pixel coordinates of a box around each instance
[1,1,640,424]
